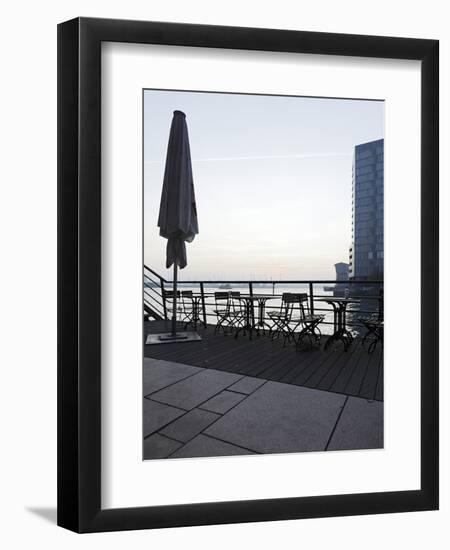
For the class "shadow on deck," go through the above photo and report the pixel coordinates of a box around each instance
[144,320,383,402]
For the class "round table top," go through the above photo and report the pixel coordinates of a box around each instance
[233,294,276,301]
[316,297,360,304]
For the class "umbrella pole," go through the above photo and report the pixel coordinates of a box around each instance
[172,263,178,336]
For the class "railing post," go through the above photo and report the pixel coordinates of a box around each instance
[160,278,168,321]
[200,282,207,328]
[249,281,255,325]
[309,282,314,315]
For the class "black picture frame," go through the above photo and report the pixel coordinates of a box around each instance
[57,17,439,533]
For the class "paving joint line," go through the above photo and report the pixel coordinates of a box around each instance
[144,374,248,444]
[163,387,256,458]
[143,366,205,397]
[199,433,261,455]
[324,396,349,451]
[143,397,188,411]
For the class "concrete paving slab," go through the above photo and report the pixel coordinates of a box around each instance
[205,381,346,453]
[143,398,185,437]
[200,390,247,414]
[143,358,202,396]
[170,434,255,459]
[327,397,384,450]
[151,369,242,410]
[228,376,267,395]
[160,408,220,443]
[143,433,183,459]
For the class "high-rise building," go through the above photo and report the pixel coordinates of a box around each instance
[349,138,384,280]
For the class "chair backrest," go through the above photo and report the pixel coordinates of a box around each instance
[295,293,311,319]
[230,291,244,312]
[284,293,308,321]
[214,291,230,310]
[163,290,180,300]
[283,292,307,303]
[279,293,298,320]
[277,293,290,317]
[181,290,193,311]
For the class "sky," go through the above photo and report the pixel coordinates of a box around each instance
[144,89,384,281]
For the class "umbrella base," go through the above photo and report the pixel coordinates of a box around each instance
[146,331,202,345]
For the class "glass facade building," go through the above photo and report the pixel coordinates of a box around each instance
[349,138,384,280]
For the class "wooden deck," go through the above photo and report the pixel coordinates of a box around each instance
[144,321,383,402]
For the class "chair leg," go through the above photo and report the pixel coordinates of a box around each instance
[312,324,322,342]
[269,319,283,341]
[215,316,226,334]
[361,331,369,347]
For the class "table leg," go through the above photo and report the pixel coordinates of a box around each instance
[196,298,207,329]
[341,304,355,350]
[248,301,254,340]
[324,302,339,350]
[325,303,350,350]
[235,301,251,339]
[256,298,271,336]
[194,299,202,330]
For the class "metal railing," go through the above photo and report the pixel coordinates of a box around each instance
[144,266,167,320]
[144,265,383,332]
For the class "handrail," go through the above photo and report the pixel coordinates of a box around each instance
[143,294,164,318]
[144,290,164,308]
[144,274,162,285]
[143,266,383,327]
[144,265,169,320]
[144,285,161,295]
[144,264,169,283]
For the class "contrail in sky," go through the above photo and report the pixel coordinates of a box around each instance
[144,152,351,164]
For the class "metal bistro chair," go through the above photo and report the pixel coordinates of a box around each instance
[359,291,384,353]
[213,291,232,334]
[294,294,325,350]
[228,291,247,332]
[267,293,298,346]
[180,290,195,329]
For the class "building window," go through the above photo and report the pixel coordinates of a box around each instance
[368,251,373,260]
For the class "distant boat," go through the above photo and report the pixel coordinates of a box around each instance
[219,283,233,289]
[323,285,335,292]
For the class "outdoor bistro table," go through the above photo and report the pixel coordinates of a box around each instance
[183,294,206,331]
[233,295,275,340]
[316,297,360,351]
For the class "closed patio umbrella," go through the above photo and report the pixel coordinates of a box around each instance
[156,110,199,340]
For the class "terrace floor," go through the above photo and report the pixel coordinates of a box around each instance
[143,321,383,460]
[144,320,383,402]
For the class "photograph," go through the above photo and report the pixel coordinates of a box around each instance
[0,0,442,540]
[142,89,384,460]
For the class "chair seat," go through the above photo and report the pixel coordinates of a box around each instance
[359,315,382,326]
[267,311,285,319]
[304,314,325,323]
[359,312,379,320]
